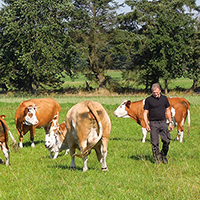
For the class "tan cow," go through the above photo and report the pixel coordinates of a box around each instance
[65,100,111,172]
[15,98,61,148]
[0,115,18,165]
[114,97,190,143]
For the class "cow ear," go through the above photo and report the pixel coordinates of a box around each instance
[24,107,29,115]
[126,100,131,109]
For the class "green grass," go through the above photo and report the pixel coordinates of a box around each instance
[0,95,200,199]
[60,70,196,91]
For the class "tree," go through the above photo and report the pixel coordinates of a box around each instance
[185,19,200,91]
[0,0,75,92]
[119,0,198,92]
[68,0,119,89]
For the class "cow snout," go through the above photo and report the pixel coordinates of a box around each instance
[113,111,118,117]
[34,119,39,125]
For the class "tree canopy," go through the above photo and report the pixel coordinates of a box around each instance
[0,0,75,92]
[0,0,200,92]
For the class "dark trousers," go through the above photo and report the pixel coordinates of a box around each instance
[150,120,171,156]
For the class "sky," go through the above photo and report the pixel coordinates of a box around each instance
[0,0,200,13]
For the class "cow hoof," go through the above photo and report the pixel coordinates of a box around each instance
[70,167,76,171]
[65,149,70,155]
[19,143,23,148]
[31,143,35,148]
[0,159,5,164]
[101,167,108,171]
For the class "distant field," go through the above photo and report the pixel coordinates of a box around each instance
[0,95,199,199]
[61,70,195,91]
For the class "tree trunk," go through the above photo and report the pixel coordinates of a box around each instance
[97,74,106,88]
[164,79,168,94]
[191,78,198,91]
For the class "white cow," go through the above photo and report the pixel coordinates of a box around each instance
[45,122,69,159]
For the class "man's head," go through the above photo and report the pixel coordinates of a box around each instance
[151,83,161,98]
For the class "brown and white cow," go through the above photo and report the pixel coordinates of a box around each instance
[45,122,69,159]
[62,100,111,172]
[0,115,18,165]
[15,98,61,148]
[114,97,190,143]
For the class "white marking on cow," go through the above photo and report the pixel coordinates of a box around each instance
[171,107,175,117]
[176,131,184,142]
[87,128,98,143]
[2,143,10,166]
[114,100,130,118]
[142,127,147,143]
[24,104,39,125]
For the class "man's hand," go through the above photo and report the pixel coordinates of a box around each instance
[169,123,173,131]
[146,124,151,132]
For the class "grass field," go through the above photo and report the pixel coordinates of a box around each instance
[60,70,196,92]
[0,94,200,200]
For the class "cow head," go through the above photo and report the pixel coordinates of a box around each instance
[24,104,39,126]
[45,133,57,150]
[114,100,130,118]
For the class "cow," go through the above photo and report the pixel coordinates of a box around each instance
[15,98,61,148]
[45,122,69,159]
[114,97,190,143]
[51,101,111,172]
[0,115,18,165]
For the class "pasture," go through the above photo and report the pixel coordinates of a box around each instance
[0,94,200,199]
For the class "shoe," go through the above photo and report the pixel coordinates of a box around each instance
[153,153,162,164]
[162,156,168,164]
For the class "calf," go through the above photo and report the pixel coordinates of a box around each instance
[0,115,18,165]
[65,100,111,172]
[15,98,61,148]
[114,97,190,143]
[45,122,69,159]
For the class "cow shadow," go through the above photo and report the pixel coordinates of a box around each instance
[48,163,86,171]
[111,137,151,143]
[130,154,153,163]
[22,140,44,147]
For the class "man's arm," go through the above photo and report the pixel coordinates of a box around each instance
[143,109,150,131]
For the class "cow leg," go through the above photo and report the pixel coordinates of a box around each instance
[142,127,147,143]
[101,138,108,171]
[65,149,70,155]
[70,147,76,170]
[95,145,102,163]
[176,122,184,142]
[30,127,35,147]
[82,156,88,172]
[19,136,23,148]
[176,130,184,142]
[53,151,59,159]
[2,143,10,166]
[17,128,24,148]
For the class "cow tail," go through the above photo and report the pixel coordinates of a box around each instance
[0,116,18,152]
[74,101,103,158]
[187,109,190,136]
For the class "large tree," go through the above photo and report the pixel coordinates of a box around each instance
[119,0,198,92]
[0,0,75,92]
[68,0,119,89]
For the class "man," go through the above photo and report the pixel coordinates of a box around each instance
[143,83,173,164]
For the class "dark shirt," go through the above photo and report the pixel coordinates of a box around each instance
[144,94,170,121]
